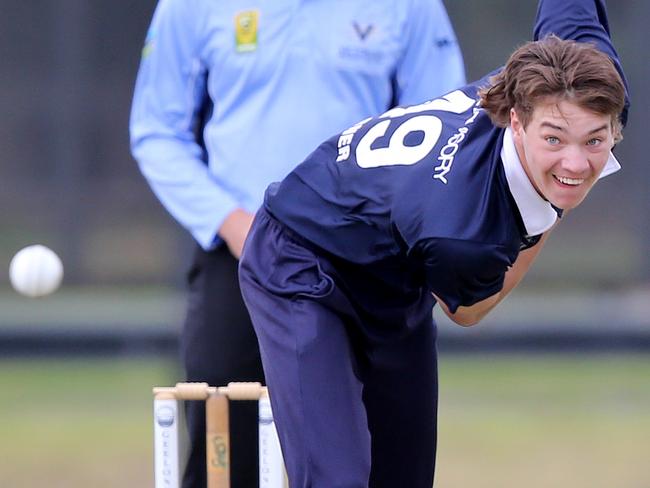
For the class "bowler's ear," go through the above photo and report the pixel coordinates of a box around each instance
[509,108,523,139]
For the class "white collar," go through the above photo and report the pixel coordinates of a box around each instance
[501,128,558,236]
[500,128,621,236]
[601,150,622,178]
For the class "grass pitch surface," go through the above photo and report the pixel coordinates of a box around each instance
[0,354,648,487]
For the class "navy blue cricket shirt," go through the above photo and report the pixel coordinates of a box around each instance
[264,0,629,312]
[266,84,559,312]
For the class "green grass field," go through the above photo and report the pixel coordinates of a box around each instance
[0,354,648,487]
[436,354,650,487]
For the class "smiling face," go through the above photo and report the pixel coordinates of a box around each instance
[510,98,615,210]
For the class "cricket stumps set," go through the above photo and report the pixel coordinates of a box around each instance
[153,381,287,488]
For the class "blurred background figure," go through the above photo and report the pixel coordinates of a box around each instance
[129,1,465,487]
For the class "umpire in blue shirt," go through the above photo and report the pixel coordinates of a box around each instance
[130,1,465,486]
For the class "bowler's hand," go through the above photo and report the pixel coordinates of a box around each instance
[218,208,254,259]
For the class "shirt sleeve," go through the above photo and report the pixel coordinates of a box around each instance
[533,0,630,125]
[394,0,466,106]
[410,237,513,313]
[129,0,239,250]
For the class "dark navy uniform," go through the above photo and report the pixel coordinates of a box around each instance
[239,1,629,486]
[266,88,545,313]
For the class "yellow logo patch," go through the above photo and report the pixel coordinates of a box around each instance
[235,10,259,52]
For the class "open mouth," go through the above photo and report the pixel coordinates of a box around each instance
[553,174,584,186]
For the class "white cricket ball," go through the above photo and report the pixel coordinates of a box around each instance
[9,245,64,297]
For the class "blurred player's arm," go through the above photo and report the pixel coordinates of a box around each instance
[129,0,243,252]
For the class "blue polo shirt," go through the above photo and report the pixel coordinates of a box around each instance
[129,0,465,249]
[265,0,629,312]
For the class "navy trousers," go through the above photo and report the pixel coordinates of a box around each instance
[239,209,439,488]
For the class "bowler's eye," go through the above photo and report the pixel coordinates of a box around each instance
[586,138,602,146]
[546,136,560,145]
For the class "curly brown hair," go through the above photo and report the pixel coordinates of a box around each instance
[479,36,625,142]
